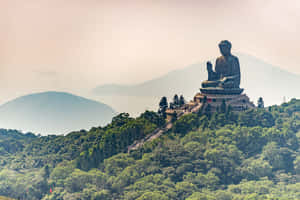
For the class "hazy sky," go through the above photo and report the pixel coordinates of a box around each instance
[1,0,300,103]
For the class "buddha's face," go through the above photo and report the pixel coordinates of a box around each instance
[219,45,231,56]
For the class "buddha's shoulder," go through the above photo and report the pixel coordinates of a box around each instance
[216,56,226,62]
[216,55,239,62]
[230,55,239,61]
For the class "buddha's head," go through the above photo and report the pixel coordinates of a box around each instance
[218,40,232,56]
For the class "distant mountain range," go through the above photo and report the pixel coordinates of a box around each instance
[0,91,116,135]
[1,54,298,134]
[93,53,300,116]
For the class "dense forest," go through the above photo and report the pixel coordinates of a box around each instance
[2,99,300,199]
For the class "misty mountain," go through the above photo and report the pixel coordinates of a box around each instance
[0,91,116,135]
[93,53,300,116]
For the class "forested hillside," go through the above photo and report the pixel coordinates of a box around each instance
[2,99,300,199]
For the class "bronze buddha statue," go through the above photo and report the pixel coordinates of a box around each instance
[200,40,243,95]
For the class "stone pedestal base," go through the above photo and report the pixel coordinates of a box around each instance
[164,92,255,121]
[194,92,255,112]
[200,87,244,95]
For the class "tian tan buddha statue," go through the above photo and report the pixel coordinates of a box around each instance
[200,40,244,95]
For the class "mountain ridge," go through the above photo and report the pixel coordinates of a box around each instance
[0,91,116,135]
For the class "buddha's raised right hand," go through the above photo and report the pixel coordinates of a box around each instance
[206,61,213,72]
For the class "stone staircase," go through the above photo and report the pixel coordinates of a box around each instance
[127,102,202,152]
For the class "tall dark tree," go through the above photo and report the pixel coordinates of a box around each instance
[159,96,168,118]
[226,105,232,116]
[204,104,212,118]
[258,97,264,108]
[220,99,227,113]
[171,112,178,123]
[179,95,185,106]
[169,103,174,109]
[173,94,179,107]
[43,165,50,179]
[159,96,168,109]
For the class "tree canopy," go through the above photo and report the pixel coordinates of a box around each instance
[1,99,300,199]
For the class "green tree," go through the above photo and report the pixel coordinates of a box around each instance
[137,191,169,200]
[204,104,212,118]
[239,158,272,180]
[179,95,185,106]
[173,94,179,107]
[111,113,132,127]
[293,156,300,174]
[159,97,168,118]
[140,110,165,127]
[262,142,293,171]
[257,97,264,108]
[220,99,227,113]
[173,114,199,135]
[171,112,178,123]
